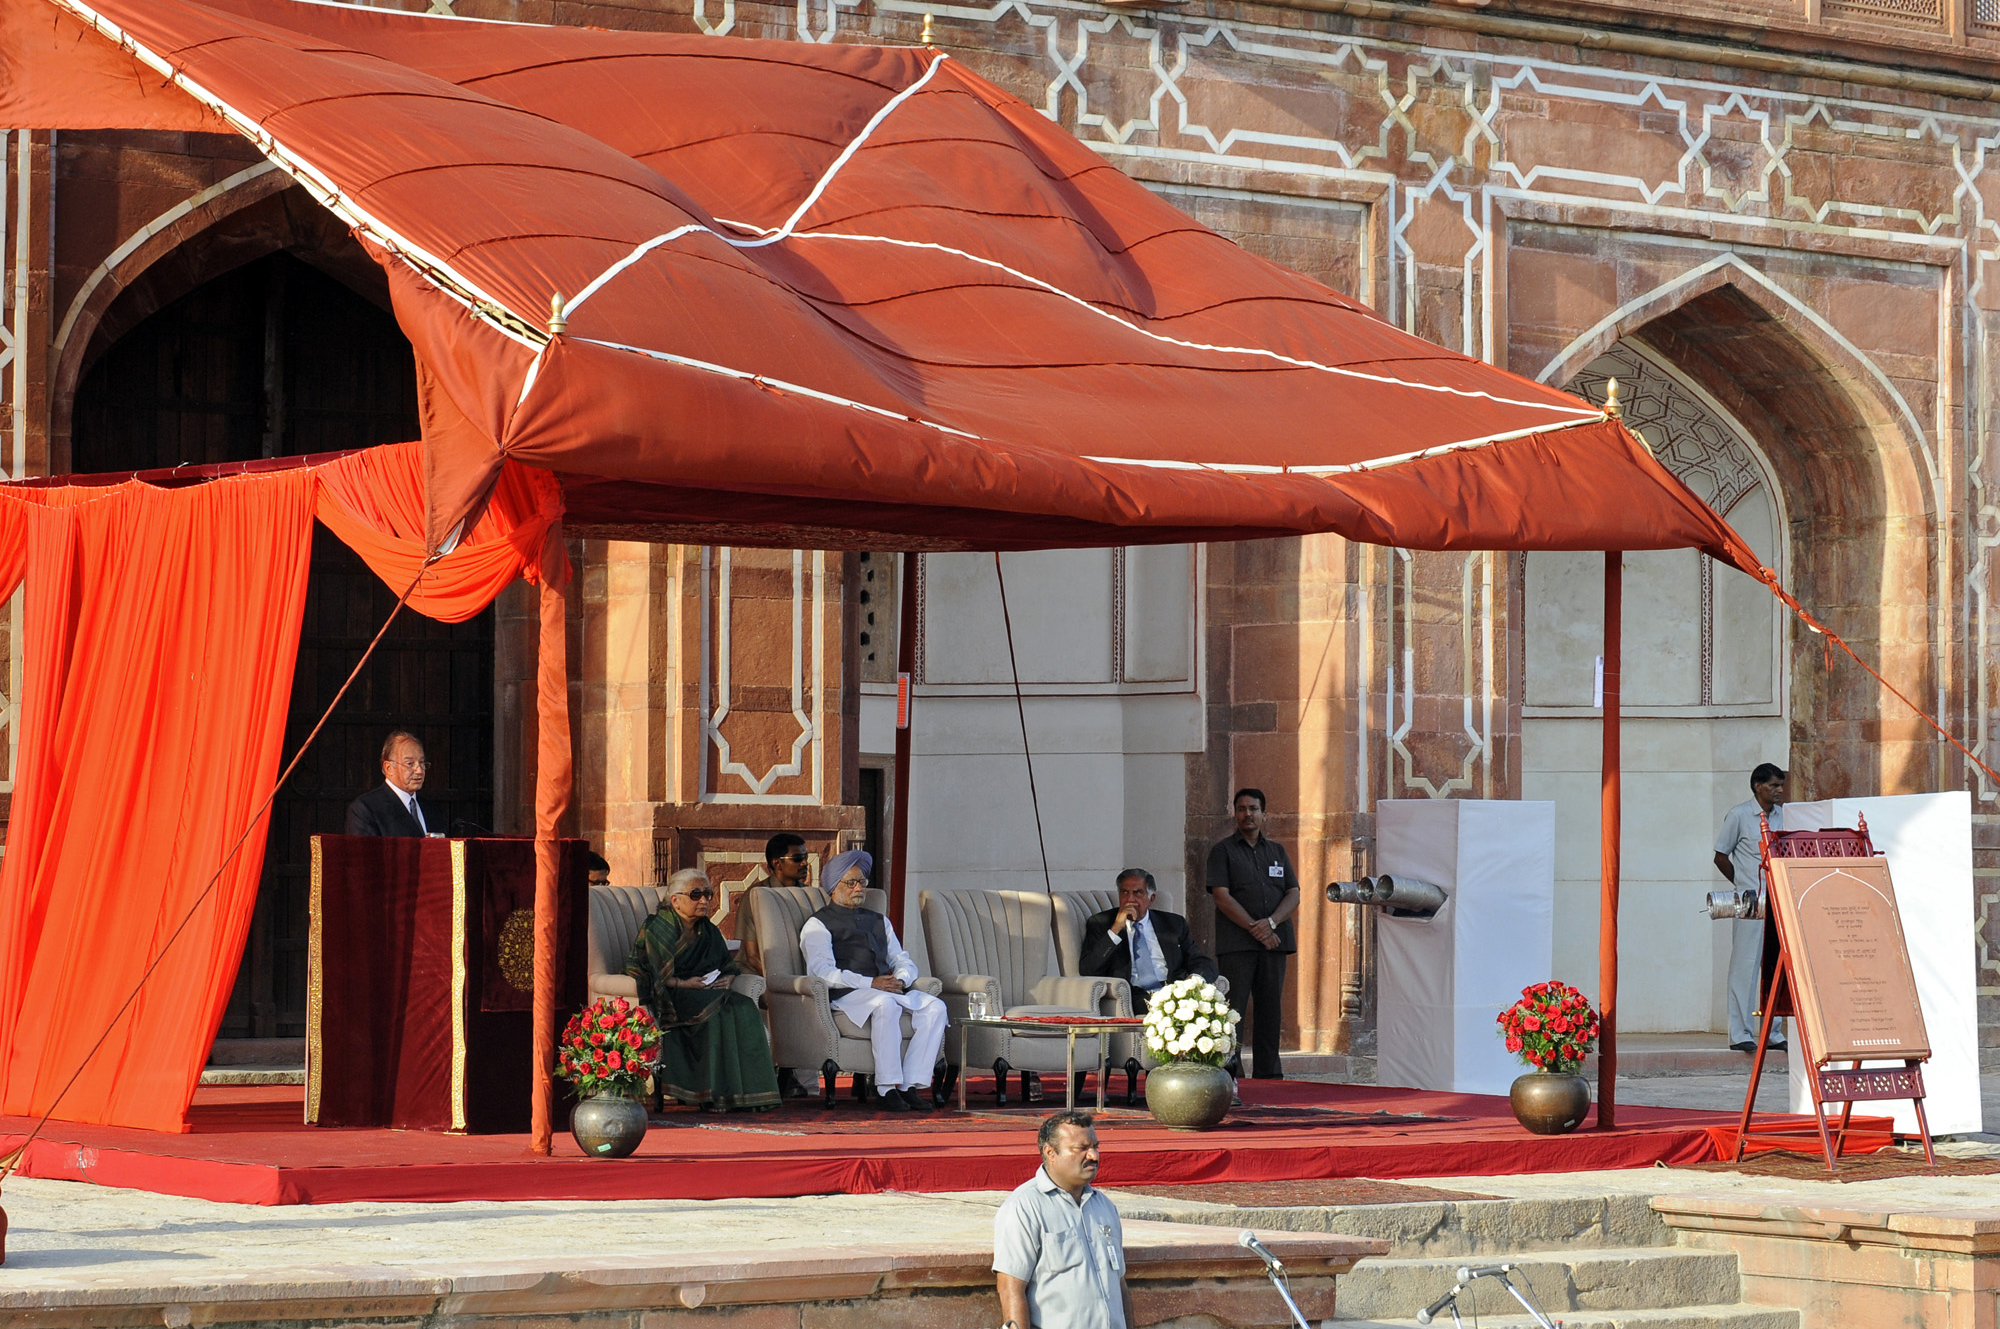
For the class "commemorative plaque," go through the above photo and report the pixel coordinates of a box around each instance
[1765,856,1929,1064]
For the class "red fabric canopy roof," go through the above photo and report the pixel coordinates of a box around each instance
[9,0,1763,577]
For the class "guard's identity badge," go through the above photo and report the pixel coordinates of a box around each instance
[1267,864,1284,877]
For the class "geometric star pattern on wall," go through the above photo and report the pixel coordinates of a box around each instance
[1569,341,1767,520]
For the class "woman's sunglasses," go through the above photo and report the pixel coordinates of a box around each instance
[684,888,717,901]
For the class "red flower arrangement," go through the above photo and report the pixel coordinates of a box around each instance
[555,996,662,1099]
[1495,980,1600,1074]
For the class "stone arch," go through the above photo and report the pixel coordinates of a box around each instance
[51,174,396,473]
[1545,262,1939,799]
[1521,333,1792,1033]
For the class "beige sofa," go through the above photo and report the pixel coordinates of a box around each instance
[920,888,1115,1105]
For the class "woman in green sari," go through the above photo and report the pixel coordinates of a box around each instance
[624,868,781,1111]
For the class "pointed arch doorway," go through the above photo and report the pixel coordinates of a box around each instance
[1523,338,1790,1035]
[67,245,496,1048]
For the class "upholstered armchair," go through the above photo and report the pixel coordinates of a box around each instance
[586,884,766,1010]
[747,884,945,1108]
[919,888,1115,1105]
[1050,889,1230,1105]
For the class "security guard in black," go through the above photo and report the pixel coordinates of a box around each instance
[1205,788,1299,1079]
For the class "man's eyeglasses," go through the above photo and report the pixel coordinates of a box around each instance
[393,758,430,771]
[684,888,717,901]
[777,852,810,864]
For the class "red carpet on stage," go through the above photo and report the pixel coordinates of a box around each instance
[0,1079,1888,1206]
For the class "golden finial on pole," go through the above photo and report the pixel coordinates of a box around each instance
[548,293,568,337]
[921,12,934,46]
[1603,376,1622,419]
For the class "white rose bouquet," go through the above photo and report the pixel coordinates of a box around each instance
[1141,975,1239,1068]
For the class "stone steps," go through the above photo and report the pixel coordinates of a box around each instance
[1335,1306,1798,1329]
[198,1065,305,1085]
[1334,1247,1739,1319]
[1109,1189,1799,1329]
[1108,1193,1672,1257]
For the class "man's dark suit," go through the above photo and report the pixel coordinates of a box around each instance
[344,782,432,837]
[1078,907,1218,1012]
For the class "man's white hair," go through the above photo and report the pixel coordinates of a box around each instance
[665,867,710,899]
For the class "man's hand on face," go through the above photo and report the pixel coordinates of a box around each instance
[871,975,907,993]
[1111,905,1138,935]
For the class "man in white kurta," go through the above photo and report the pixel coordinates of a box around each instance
[798,849,948,1111]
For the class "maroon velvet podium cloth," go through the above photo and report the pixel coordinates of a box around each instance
[306,836,588,1133]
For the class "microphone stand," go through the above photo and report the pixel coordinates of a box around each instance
[1238,1232,1310,1329]
[1415,1264,1558,1329]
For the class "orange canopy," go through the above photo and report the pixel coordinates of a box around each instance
[7,0,1765,578]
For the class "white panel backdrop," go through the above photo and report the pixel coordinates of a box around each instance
[1377,800,1557,1096]
[1780,792,1979,1137]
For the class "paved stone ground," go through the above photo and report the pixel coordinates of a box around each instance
[4,1057,1995,1299]
[0,1182,1015,1283]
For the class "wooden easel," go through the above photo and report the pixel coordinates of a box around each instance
[1733,816,1936,1172]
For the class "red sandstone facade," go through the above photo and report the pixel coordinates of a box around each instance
[5,0,1997,1062]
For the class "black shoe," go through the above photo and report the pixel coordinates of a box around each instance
[777,1069,810,1099]
[879,1088,912,1112]
[1730,1041,1756,1053]
[1023,1073,1045,1104]
[898,1088,933,1112]
[1766,1040,1787,1052]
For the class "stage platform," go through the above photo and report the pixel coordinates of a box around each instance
[0,1078,1889,1206]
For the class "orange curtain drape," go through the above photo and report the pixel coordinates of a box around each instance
[0,445,563,1133]
[0,474,317,1132]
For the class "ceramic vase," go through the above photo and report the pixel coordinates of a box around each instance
[571,1092,649,1158]
[1144,1062,1233,1131]
[1509,1070,1591,1135]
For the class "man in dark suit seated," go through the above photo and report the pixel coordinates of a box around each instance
[1079,869,1218,1014]
[344,730,435,837]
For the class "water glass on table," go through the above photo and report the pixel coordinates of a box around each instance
[966,991,993,1021]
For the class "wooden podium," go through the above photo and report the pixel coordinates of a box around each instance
[305,835,590,1133]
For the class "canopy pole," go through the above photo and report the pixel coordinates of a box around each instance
[1598,551,1622,1131]
[888,553,918,930]
[531,521,572,1156]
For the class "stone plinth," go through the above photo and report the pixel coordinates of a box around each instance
[1655,1192,2000,1329]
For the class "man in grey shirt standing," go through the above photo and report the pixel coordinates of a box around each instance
[1712,762,1789,1054]
[994,1111,1131,1329]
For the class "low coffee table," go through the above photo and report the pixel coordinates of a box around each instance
[955,1015,1148,1112]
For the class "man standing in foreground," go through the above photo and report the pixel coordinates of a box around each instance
[1206,788,1298,1080]
[344,730,434,837]
[995,1111,1131,1329]
[1713,763,1789,1054]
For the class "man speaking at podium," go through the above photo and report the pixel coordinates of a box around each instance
[345,730,435,837]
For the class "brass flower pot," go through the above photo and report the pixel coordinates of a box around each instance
[1510,1070,1591,1135]
[570,1092,649,1158]
[1145,1061,1232,1131]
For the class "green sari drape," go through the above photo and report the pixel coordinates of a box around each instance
[624,909,781,1110]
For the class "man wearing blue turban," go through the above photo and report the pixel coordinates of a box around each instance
[798,849,949,1111]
